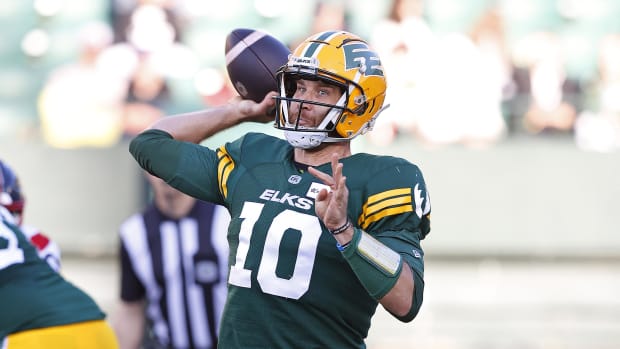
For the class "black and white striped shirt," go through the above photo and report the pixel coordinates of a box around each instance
[119,200,230,349]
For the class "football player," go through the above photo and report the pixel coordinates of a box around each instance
[130,30,431,348]
[0,160,61,271]
[0,204,118,348]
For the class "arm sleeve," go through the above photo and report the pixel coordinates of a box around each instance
[353,158,430,321]
[129,129,224,204]
[376,229,425,323]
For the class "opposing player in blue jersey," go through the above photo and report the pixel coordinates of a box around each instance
[130,30,431,348]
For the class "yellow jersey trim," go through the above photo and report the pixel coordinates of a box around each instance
[358,188,413,229]
[216,146,234,199]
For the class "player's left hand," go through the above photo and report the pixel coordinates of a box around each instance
[308,154,349,231]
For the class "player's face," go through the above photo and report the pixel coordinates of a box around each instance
[288,79,342,128]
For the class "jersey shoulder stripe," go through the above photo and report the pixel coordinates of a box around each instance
[344,153,430,235]
[358,188,413,229]
[218,133,292,199]
[216,146,234,198]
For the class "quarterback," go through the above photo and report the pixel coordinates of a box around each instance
[130,30,431,348]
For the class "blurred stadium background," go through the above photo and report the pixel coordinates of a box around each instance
[1,0,619,348]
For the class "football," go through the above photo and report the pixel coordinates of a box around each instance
[224,28,291,103]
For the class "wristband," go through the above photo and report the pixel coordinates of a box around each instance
[336,241,351,251]
[341,228,403,299]
[329,217,351,235]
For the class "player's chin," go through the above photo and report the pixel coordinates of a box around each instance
[304,141,331,152]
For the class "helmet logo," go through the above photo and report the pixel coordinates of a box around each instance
[288,56,319,69]
[343,43,383,77]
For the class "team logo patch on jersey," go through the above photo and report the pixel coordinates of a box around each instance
[288,175,302,184]
[412,249,421,259]
[306,182,331,199]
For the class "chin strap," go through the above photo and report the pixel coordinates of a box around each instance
[284,130,327,149]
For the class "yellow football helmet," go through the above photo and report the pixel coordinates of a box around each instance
[274,31,388,149]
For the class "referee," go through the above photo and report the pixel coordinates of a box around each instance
[114,173,230,349]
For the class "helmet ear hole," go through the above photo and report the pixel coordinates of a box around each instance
[354,95,366,105]
[352,102,368,116]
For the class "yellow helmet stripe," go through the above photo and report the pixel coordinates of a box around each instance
[358,188,413,229]
[216,146,234,198]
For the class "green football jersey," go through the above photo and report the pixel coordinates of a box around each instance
[131,130,431,348]
[0,209,105,339]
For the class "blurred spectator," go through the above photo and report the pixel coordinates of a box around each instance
[311,0,349,33]
[468,7,515,131]
[288,0,349,50]
[122,53,170,137]
[512,31,581,135]
[574,33,620,152]
[102,2,201,137]
[196,67,237,107]
[368,0,434,146]
[123,2,179,53]
[110,0,186,44]
[37,21,128,148]
[414,31,506,148]
[368,0,506,148]
[456,6,509,146]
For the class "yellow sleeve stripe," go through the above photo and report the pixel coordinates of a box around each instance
[358,188,413,229]
[216,146,234,199]
[366,188,411,203]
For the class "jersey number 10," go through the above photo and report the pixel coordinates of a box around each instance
[228,201,322,299]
